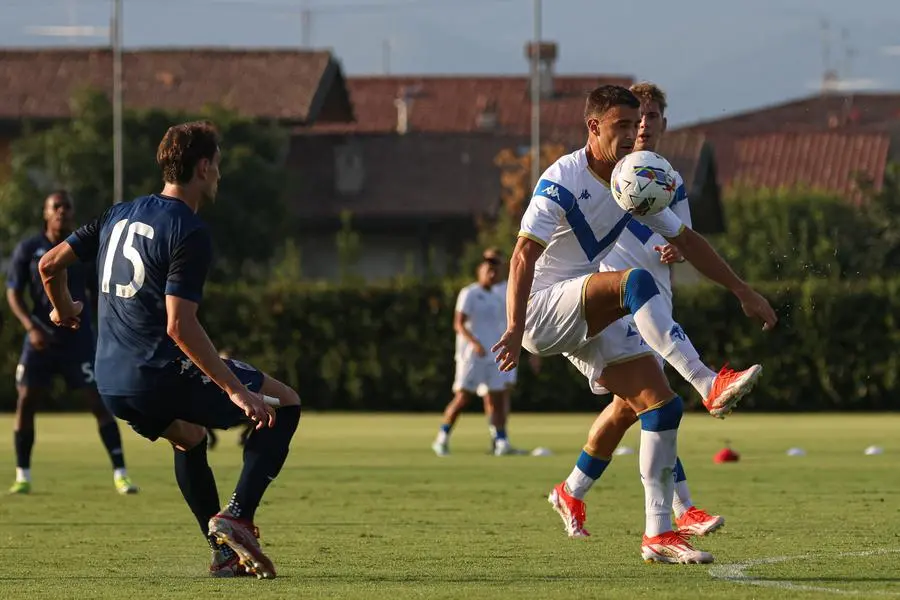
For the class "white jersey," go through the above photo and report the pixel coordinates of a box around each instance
[600,170,692,299]
[455,282,506,363]
[519,148,685,294]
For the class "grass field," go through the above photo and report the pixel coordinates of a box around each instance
[1,412,898,599]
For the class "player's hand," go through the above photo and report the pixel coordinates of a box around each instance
[230,389,276,430]
[472,342,487,358]
[491,328,523,372]
[27,327,51,351]
[735,286,778,331]
[653,244,684,265]
[49,300,83,330]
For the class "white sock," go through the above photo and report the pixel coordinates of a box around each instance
[673,480,693,518]
[640,428,678,537]
[113,468,128,479]
[632,299,717,398]
[15,467,31,483]
[436,430,449,445]
[564,466,595,500]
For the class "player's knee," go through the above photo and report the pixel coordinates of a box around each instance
[638,395,683,432]
[280,385,301,408]
[621,268,659,314]
[610,396,639,426]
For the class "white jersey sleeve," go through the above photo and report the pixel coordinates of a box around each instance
[634,207,685,239]
[455,286,473,315]
[519,191,566,248]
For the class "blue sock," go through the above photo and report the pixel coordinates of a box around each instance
[564,449,610,499]
[173,437,221,537]
[228,405,301,522]
[98,421,126,470]
[13,429,35,470]
[440,424,451,434]
[674,457,687,483]
[494,428,507,441]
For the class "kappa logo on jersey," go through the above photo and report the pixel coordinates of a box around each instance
[579,189,591,200]
[626,324,639,337]
[670,324,686,342]
[541,184,560,200]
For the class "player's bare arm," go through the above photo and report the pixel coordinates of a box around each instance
[492,236,544,371]
[453,310,485,356]
[667,227,777,330]
[165,295,274,429]
[6,288,51,350]
[38,242,83,330]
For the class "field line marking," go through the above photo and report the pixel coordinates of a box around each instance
[709,548,900,595]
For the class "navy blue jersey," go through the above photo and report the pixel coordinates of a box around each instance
[66,194,212,395]
[6,233,94,342]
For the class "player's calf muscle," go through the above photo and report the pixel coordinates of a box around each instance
[596,356,674,413]
[583,271,629,337]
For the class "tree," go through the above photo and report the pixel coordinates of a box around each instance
[713,184,893,281]
[458,142,567,275]
[0,89,289,277]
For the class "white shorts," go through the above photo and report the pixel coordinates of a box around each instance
[453,359,505,394]
[523,274,653,394]
[476,367,516,397]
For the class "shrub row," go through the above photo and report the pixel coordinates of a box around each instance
[2,278,898,412]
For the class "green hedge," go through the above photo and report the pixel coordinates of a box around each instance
[2,278,899,412]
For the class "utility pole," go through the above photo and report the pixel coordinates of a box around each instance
[530,0,542,189]
[111,0,123,204]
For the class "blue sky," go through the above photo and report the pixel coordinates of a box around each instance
[3,0,900,125]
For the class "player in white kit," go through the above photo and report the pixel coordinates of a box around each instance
[551,83,758,541]
[477,248,519,454]
[492,85,777,563]
[433,256,510,456]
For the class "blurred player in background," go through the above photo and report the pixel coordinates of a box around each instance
[5,190,138,495]
[38,122,302,579]
[554,82,757,539]
[477,247,521,454]
[433,254,512,456]
[492,85,776,563]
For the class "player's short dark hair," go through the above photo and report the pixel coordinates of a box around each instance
[156,121,221,185]
[45,189,72,204]
[629,81,668,115]
[584,85,640,123]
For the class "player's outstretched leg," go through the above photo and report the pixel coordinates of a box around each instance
[672,457,724,536]
[9,385,42,494]
[83,388,138,494]
[209,375,301,580]
[597,356,713,564]
[618,269,762,418]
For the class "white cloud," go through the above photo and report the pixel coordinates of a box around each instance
[882,45,900,56]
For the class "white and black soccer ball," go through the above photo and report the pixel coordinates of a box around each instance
[610,151,677,217]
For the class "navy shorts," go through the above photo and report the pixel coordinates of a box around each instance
[16,334,96,391]
[101,358,265,442]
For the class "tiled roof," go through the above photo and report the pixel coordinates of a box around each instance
[308,74,633,136]
[675,93,900,136]
[711,131,893,199]
[0,48,352,123]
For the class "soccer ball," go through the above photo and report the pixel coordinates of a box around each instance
[610,151,676,217]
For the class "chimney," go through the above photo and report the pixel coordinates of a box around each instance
[475,95,498,131]
[525,41,558,99]
[394,85,422,135]
[394,96,410,135]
